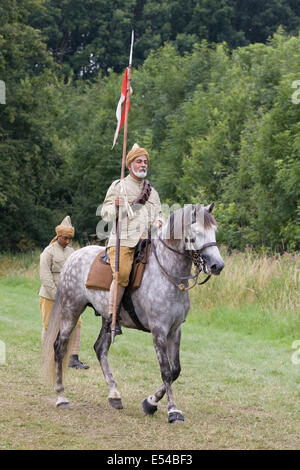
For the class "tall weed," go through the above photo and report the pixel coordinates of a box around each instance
[0,251,40,280]
[190,247,300,339]
[0,247,299,339]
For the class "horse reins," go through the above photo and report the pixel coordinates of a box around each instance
[152,236,218,291]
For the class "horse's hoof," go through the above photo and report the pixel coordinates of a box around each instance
[142,398,158,415]
[57,402,70,409]
[109,398,123,409]
[168,410,184,424]
[56,396,70,409]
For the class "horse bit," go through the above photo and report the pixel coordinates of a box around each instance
[152,236,218,291]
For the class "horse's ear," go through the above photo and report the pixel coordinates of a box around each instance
[205,203,215,213]
[192,204,196,223]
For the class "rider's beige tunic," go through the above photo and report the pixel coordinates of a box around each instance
[101,174,162,248]
[101,174,162,286]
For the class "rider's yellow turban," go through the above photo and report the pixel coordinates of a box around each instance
[50,216,75,244]
[126,143,149,168]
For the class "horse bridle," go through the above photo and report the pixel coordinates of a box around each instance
[152,235,218,291]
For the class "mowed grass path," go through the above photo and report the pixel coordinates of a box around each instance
[0,277,299,450]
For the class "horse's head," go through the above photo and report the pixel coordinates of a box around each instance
[183,203,225,275]
[161,203,224,276]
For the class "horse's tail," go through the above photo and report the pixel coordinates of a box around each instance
[42,289,76,387]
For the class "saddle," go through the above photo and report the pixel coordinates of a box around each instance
[85,239,151,291]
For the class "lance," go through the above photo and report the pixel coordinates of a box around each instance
[111,30,134,343]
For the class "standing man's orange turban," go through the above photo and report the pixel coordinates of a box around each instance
[50,216,75,244]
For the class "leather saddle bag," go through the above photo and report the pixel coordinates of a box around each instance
[85,250,113,291]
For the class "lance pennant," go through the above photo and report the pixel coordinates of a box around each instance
[112,31,134,149]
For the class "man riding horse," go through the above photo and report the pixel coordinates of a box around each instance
[101,144,163,335]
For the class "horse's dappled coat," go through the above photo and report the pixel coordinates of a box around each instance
[43,204,224,423]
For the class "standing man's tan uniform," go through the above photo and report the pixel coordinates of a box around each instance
[101,144,163,334]
[39,216,89,369]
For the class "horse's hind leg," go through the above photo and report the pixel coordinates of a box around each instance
[143,327,183,423]
[54,314,79,407]
[94,318,123,410]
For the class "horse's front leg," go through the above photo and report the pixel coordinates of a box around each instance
[94,317,123,410]
[146,327,184,423]
[143,327,182,415]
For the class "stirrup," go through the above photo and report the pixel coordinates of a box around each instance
[106,316,122,335]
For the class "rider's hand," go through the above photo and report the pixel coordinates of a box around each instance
[153,220,163,229]
[115,196,125,208]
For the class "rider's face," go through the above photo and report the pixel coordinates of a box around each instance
[130,156,148,180]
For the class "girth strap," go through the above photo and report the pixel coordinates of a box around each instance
[121,288,150,333]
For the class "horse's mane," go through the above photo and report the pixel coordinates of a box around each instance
[166,205,217,240]
[204,209,217,229]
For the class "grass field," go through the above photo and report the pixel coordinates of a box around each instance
[0,249,299,450]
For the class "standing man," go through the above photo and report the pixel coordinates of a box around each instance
[39,216,89,369]
[101,144,163,335]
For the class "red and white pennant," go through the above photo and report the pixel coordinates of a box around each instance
[112,31,134,149]
[112,68,132,149]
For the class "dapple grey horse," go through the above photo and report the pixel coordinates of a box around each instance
[43,203,224,423]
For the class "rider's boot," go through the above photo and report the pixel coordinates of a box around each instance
[68,354,89,369]
[108,280,125,335]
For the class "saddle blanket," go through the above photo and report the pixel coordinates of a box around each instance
[85,242,151,291]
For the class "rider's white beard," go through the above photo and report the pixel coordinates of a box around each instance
[131,167,147,179]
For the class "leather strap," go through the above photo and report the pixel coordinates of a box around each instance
[121,288,150,332]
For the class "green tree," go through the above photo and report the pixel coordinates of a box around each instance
[29,0,137,78]
[220,35,300,250]
[28,0,300,79]
[0,0,68,250]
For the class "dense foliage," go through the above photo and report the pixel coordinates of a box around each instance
[28,0,300,78]
[0,0,299,251]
